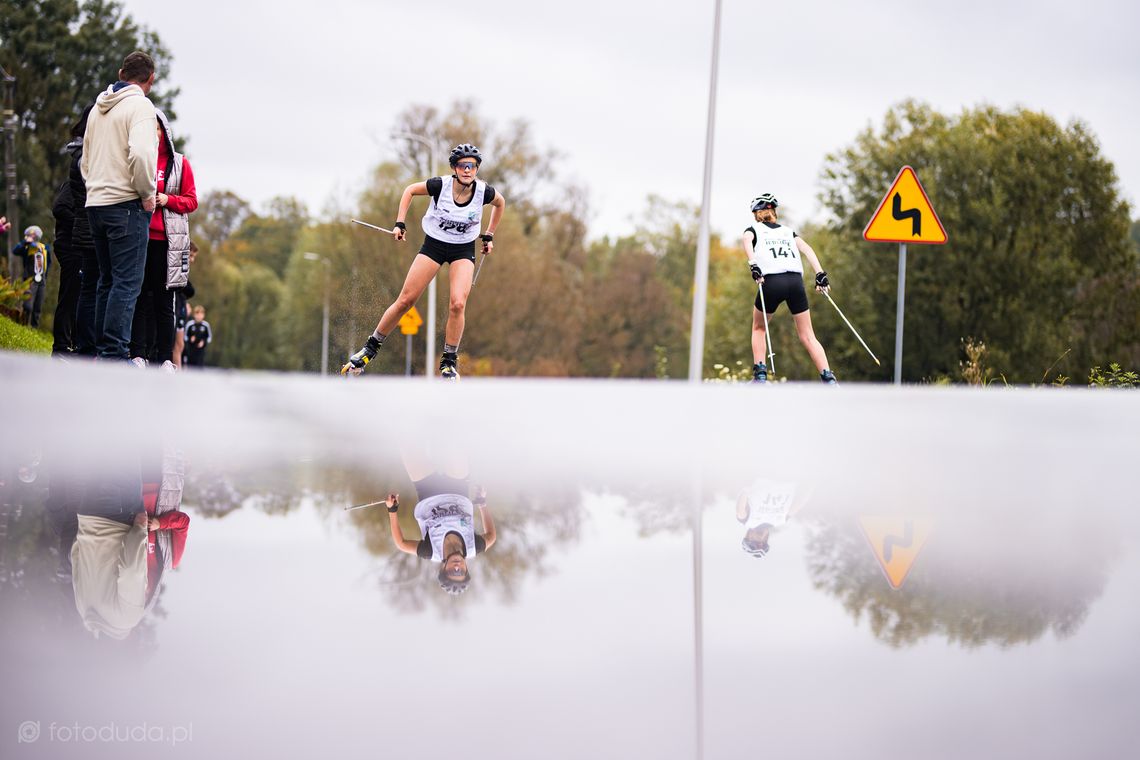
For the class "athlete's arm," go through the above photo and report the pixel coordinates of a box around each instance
[478,505,497,550]
[795,238,830,293]
[481,193,506,255]
[741,229,757,260]
[393,182,429,242]
[736,493,750,523]
[388,510,419,555]
[795,237,823,275]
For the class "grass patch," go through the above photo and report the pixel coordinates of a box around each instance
[0,314,53,354]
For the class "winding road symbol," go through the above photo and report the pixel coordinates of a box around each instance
[862,166,947,245]
[891,193,922,237]
[881,520,914,563]
[858,516,934,589]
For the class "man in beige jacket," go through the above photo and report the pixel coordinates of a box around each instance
[81,51,159,361]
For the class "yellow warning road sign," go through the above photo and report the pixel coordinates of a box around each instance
[863,166,947,245]
[398,306,423,335]
[857,516,934,589]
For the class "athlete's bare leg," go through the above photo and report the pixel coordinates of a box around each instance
[374,254,441,336]
[751,307,772,365]
[792,309,830,372]
[444,258,475,346]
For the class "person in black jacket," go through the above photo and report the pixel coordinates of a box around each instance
[69,104,99,357]
[50,135,85,355]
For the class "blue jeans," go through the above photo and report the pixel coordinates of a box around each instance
[88,200,150,360]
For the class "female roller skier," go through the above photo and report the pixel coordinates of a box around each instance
[341,143,506,380]
[742,193,837,384]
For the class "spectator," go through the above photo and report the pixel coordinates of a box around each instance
[80,51,159,361]
[50,128,86,354]
[69,104,100,357]
[172,242,198,368]
[183,304,211,367]
[129,110,197,370]
[12,225,51,327]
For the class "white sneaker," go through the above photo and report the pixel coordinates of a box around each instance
[131,357,148,369]
[161,360,178,374]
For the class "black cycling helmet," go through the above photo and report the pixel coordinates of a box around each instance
[751,193,778,212]
[449,143,483,167]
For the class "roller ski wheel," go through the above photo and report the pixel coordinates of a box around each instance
[341,336,381,377]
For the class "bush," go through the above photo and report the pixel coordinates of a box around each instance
[0,274,31,319]
[1088,363,1138,388]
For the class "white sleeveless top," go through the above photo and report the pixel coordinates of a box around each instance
[414,494,478,561]
[422,177,487,244]
[738,479,797,529]
[748,222,803,276]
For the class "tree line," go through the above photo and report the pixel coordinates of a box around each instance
[3,2,1136,381]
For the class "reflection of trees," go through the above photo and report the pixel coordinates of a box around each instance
[804,518,1114,648]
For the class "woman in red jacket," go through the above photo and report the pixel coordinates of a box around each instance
[130,111,197,369]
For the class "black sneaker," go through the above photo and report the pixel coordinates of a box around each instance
[752,363,768,384]
[341,336,381,376]
[820,369,838,385]
[439,352,460,381]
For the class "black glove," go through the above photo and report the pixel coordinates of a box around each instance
[393,221,406,231]
[749,263,763,282]
[815,271,830,289]
[386,495,400,513]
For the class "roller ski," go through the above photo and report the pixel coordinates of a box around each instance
[439,352,459,381]
[341,336,381,376]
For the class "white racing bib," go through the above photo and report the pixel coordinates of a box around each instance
[739,479,797,528]
[422,177,487,245]
[749,222,803,276]
[414,494,478,561]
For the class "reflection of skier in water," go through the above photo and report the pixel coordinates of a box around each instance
[736,478,810,558]
[384,444,496,594]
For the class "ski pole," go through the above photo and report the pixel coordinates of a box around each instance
[351,218,395,234]
[472,253,488,286]
[344,495,397,512]
[822,291,880,366]
[756,280,776,374]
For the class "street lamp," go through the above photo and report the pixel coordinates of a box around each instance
[303,252,330,375]
[688,0,723,383]
[391,130,439,379]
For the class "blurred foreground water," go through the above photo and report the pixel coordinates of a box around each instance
[1,353,1138,758]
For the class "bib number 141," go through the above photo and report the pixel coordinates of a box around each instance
[768,244,795,259]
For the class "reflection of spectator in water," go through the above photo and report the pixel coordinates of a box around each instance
[736,478,811,558]
[65,447,189,638]
[385,444,496,595]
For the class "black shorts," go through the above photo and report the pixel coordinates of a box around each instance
[419,235,476,265]
[414,472,470,502]
[755,272,809,315]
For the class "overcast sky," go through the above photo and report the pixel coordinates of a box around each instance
[119,0,1140,240]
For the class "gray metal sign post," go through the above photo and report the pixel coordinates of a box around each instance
[863,166,947,385]
[894,243,906,385]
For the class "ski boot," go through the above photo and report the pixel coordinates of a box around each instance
[820,369,838,386]
[341,336,381,376]
[439,352,460,381]
[752,363,768,384]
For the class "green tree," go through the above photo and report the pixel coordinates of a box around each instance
[0,0,178,257]
[818,101,1137,382]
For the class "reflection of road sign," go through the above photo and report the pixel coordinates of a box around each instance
[858,516,934,589]
[398,307,423,335]
[863,166,947,245]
